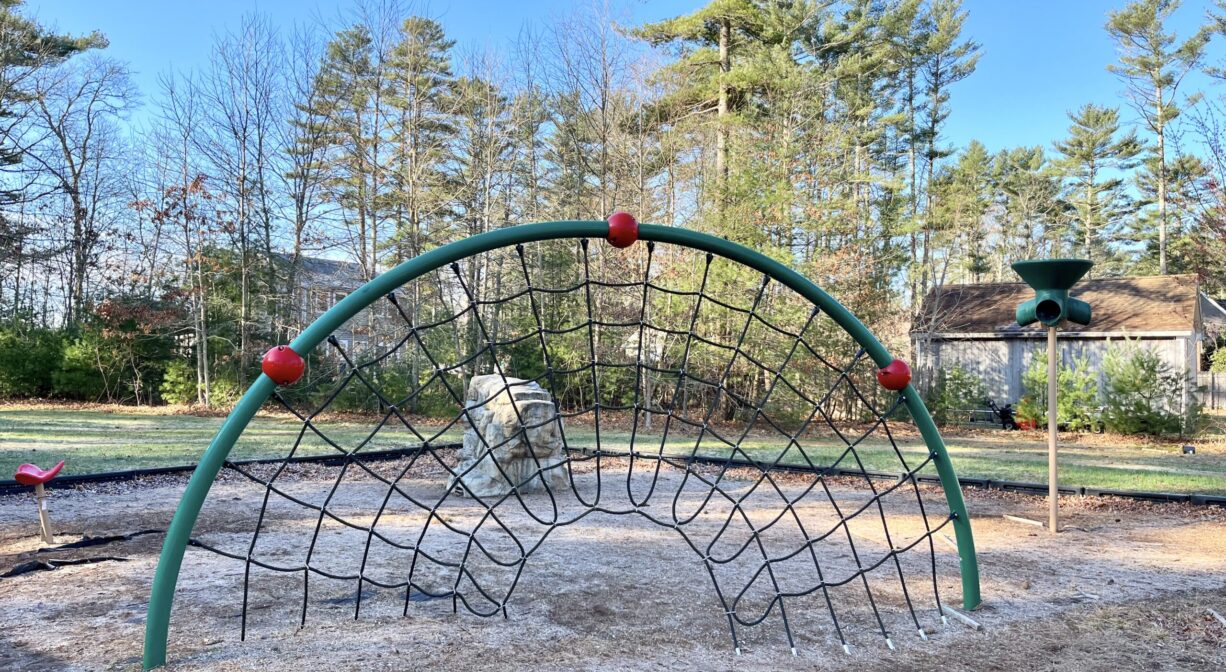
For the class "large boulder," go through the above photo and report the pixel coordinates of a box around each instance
[449,374,568,498]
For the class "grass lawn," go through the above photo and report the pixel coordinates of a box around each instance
[595,428,1226,496]
[0,407,467,476]
[1,406,1224,495]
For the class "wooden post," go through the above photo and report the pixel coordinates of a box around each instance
[33,482,54,544]
[1047,327,1058,534]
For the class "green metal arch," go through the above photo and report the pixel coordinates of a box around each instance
[143,221,981,669]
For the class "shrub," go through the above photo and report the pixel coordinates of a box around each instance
[0,327,63,398]
[161,359,198,405]
[926,365,987,425]
[1017,353,1098,431]
[1211,347,1226,373]
[53,333,113,401]
[329,365,392,413]
[1101,338,1184,436]
[209,374,243,407]
[364,367,457,417]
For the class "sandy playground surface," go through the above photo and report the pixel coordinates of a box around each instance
[1,456,1225,672]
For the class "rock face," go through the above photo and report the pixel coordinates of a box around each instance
[449,374,568,498]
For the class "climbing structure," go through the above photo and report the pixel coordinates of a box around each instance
[143,218,980,669]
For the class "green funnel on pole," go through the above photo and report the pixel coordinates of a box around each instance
[1011,257,1092,536]
[1012,259,1093,328]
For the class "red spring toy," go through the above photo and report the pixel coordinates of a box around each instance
[14,460,64,486]
[262,345,305,386]
[607,212,638,248]
[876,359,912,391]
[14,460,64,543]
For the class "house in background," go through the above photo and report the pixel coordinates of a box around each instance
[278,254,375,352]
[911,274,1226,413]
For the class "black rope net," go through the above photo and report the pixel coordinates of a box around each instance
[189,238,959,655]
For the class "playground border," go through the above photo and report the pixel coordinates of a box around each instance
[4,444,1222,507]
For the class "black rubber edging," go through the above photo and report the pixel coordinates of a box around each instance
[1081,487,1192,503]
[3,442,1221,509]
[569,447,1226,509]
[567,447,904,481]
[988,480,1082,497]
[0,443,462,497]
[1191,494,1226,506]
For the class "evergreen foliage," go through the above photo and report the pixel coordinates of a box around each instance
[925,364,986,425]
[0,325,61,397]
[1018,353,1100,432]
[0,0,1221,433]
[1101,337,1187,435]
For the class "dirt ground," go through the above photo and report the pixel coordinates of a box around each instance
[1,457,1224,672]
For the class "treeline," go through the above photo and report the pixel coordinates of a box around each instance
[0,0,1224,409]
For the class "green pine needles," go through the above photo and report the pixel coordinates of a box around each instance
[1017,337,1193,436]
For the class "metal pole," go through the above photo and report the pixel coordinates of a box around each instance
[1047,327,1058,534]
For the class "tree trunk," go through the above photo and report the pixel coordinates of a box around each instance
[907,66,919,314]
[1156,82,1167,275]
[716,18,730,204]
[198,270,211,407]
[1084,171,1094,274]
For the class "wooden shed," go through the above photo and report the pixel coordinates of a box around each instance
[911,274,1226,412]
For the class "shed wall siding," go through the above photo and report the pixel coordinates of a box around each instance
[915,335,1194,409]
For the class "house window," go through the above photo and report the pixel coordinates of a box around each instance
[313,290,330,314]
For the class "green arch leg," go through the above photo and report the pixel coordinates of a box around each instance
[143,376,275,670]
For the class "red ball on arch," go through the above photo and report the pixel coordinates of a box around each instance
[876,359,911,391]
[606,212,638,248]
[262,345,305,386]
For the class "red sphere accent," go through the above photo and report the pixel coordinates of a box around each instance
[607,211,638,248]
[876,359,912,391]
[262,345,305,386]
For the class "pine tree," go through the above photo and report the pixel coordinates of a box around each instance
[449,74,512,370]
[1053,104,1143,270]
[505,86,549,223]
[0,0,104,288]
[632,1,816,213]
[917,0,979,298]
[543,91,593,220]
[0,0,105,183]
[310,25,388,281]
[993,147,1066,262]
[450,75,511,242]
[1106,0,1211,274]
[385,17,455,262]
[1190,1,1226,292]
[1130,151,1212,275]
[931,140,992,282]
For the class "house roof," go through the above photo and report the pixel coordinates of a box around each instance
[913,274,1202,336]
[1204,294,1226,334]
[275,253,367,289]
[297,255,365,281]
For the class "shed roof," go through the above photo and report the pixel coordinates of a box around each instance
[913,274,1201,336]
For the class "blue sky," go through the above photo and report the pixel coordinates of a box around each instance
[27,0,1225,154]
